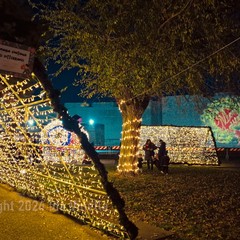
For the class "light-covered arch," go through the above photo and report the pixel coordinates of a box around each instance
[0,72,137,239]
[140,125,219,165]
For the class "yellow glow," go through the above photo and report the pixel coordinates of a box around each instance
[0,74,128,238]
[139,126,219,165]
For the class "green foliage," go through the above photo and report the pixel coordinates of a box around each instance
[31,0,240,102]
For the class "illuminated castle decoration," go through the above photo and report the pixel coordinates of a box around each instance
[139,125,219,165]
[201,96,240,147]
[0,73,132,239]
[40,119,89,163]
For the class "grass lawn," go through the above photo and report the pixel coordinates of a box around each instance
[107,164,240,240]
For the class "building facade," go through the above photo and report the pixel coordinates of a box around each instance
[65,94,240,148]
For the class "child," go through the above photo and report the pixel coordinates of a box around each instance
[137,153,144,173]
[153,153,161,171]
[162,155,170,174]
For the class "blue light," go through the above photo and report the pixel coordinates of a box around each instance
[89,119,94,125]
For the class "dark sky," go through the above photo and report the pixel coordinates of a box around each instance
[48,65,114,104]
[48,67,84,103]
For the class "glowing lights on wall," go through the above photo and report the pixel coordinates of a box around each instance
[0,74,129,238]
[201,96,240,147]
[139,125,219,165]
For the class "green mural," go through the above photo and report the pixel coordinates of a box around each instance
[201,96,240,147]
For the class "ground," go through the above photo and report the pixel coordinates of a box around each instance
[108,160,240,240]
[0,159,240,240]
[0,184,110,240]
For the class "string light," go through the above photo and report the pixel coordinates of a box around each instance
[139,126,219,165]
[118,119,218,174]
[118,116,142,174]
[0,74,129,239]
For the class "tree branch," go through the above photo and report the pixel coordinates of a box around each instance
[159,0,194,30]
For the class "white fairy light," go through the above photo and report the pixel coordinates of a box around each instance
[0,74,128,238]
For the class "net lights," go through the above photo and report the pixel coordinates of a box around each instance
[139,125,219,165]
[0,74,130,239]
[118,124,219,173]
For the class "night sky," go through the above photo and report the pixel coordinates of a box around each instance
[48,65,84,103]
[48,62,113,104]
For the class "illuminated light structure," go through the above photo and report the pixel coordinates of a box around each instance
[0,73,136,239]
[139,125,219,165]
[40,119,88,163]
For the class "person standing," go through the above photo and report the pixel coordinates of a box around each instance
[143,139,157,170]
[158,139,167,157]
[158,139,169,174]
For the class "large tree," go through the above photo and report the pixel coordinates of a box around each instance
[30,0,240,173]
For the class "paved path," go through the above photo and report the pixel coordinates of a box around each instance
[0,184,110,240]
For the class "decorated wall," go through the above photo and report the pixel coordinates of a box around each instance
[65,94,240,148]
[162,94,240,148]
[201,96,240,148]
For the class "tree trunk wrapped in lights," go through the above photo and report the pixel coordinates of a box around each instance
[117,97,149,174]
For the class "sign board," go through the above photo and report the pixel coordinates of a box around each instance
[0,39,35,78]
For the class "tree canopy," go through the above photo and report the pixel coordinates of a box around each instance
[31,0,240,100]
[29,0,240,173]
